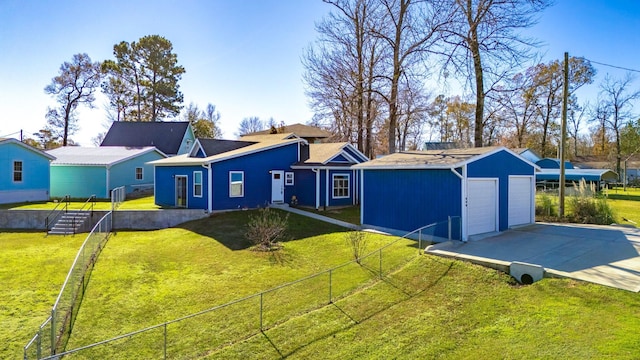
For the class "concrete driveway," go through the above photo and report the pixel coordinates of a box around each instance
[426,222,640,292]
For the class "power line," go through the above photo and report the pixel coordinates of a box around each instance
[0,130,22,139]
[580,57,640,74]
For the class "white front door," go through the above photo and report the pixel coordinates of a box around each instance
[271,170,284,203]
[467,179,498,236]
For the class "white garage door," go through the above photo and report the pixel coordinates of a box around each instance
[508,176,533,227]
[467,179,498,236]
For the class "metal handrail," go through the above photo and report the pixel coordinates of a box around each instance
[44,195,70,232]
[69,195,96,235]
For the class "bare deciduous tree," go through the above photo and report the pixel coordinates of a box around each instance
[441,0,549,147]
[598,73,640,176]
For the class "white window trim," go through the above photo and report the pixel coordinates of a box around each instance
[229,171,244,198]
[13,160,23,183]
[285,172,294,186]
[332,173,350,199]
[135,167,143,181]
[193,171,203,198]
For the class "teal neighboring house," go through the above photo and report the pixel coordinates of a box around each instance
[47,146,167,199]
[0,138,55,204]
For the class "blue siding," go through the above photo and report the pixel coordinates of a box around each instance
[343,146,368,162]
[154,165,209,209]
[331,154,350,163]
[110,151,165,195]
[51,166,107,199]
[467,149,536,231]
[0,142,51,203]
[362,169,461,236]
[291,169,317,207]
[210,143,299,210]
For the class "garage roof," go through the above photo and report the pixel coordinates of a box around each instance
[353,146,535,170]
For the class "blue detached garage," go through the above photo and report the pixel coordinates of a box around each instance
[353,146,538,241]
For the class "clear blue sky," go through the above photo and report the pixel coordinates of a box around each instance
[0,0,639,146]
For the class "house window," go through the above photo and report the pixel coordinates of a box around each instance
[13,161,22,182]
[285,172,294,186]
[230,171,244,197]
[332,174,349,199]
[193,171,203,198]
[135,167,143,180]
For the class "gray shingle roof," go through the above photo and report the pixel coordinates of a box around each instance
[241,123,332,139]
[353,146,505,169]
[197,139,255,157]
[101,121,190,155]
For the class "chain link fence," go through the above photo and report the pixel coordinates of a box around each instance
[24,186,125,360]
[35,217,461,359]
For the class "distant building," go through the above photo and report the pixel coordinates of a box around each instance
[101,121,195,156]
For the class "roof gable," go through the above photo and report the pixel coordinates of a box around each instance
[150,137,303,166]
[292,142,369,167]
[0,138,56,160]
[100,122,192,155]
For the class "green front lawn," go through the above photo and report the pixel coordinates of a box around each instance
[8,207,640,359]
[214,257,640,359]
[0,232,85,359]
[1,195,159,210]
[65,210,412,354]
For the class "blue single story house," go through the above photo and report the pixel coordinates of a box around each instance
[0,138,55,204]
[47,146,167,199]
[149,133,368,211]
[353,146,539,241]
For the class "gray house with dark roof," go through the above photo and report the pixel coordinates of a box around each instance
[101,121,195,156]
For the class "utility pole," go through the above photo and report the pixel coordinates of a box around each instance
[559,52,569,218]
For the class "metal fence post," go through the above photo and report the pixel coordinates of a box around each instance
[259,293,264,331]
[328,270,332,304]
[164,322,167,359]
[36,330,41,359]
[50,309,55,356]
[448,216,452,241]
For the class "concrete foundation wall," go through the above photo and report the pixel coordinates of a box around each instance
[0,209,210,231]
[111,210,209,230]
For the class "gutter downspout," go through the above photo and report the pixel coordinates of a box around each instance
[312,168,320,209]
[106,165,110,199]
[360,169,364,226]
[461,165,468,242]
[202,163,212,213]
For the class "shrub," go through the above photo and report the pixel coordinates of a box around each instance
[535,192,556,217]
[245,208,289,251]
[345,231,368,264]
[568,179,615,225]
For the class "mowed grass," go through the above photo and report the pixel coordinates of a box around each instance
[537,190,640,226]
[65,210,415,354]
[212,257,640,359]
[0,195,159,210]
[0,231,84,359]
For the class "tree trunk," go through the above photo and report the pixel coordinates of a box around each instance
[471,39,484,147]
